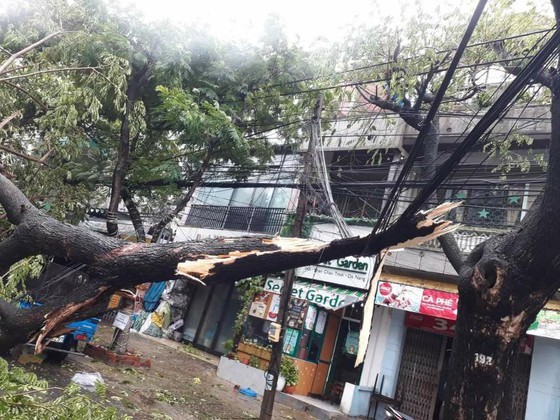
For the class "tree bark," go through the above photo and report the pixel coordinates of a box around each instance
[106,65,150,236]
[0,170,456,353]
[442,63,560,420]
[359,20,560,418]
[121,187,146,242]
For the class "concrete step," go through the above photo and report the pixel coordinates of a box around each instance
[275,391,348,419]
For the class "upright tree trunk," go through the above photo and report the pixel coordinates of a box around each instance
[121,187,146,242]
[106,65,150,236]
[443,65,560,419]
[150,154,211,243]
[444,265,539,419]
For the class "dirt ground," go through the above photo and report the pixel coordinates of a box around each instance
[26,325,318,419]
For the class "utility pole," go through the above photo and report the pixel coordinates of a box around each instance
[259,94,323,419]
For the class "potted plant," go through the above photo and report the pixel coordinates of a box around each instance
[280,357,299,394]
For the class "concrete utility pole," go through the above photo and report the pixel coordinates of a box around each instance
[259,94,323,419]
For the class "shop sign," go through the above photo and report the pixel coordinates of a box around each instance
[296,256,374,290]
[286,299,308,329]
[344,331,359,355]
[420,289,458,319]
[264,278,363,310]
[406,312,534,354]
[283,327,300,357]
[375,281,458,320]
[266,294,280,322]
[304,305,317,330]
[528,309,560,339]
[405,313,456,336]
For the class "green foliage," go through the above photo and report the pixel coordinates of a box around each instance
[154,85,273,180]
[233,277,266,340]
[333,0,555,176]
[483,132,547,174]
[223,339,234,353]
[154,389,185,405]
[0,358,124,419]
[279,213,313,238]
[249,355,260,368]
[0,0,330,239]
[0,256,45,301]
[279,357,299,386]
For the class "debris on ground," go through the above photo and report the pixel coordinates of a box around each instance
[31,324,317,419]
[71,371,104,391]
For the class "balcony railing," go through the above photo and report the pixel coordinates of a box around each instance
[420,227,503,254]
[185,205,286,234]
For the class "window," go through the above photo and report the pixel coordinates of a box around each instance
[446,185,524,229]
[185,187,290,234]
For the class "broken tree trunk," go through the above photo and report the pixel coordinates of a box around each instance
[0,167,458,354]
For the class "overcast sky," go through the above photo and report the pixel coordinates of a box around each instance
[119,0,438,48]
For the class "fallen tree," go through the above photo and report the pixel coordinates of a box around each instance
[0,168,458,353]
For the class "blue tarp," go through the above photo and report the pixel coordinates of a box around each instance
[143,281,167,312]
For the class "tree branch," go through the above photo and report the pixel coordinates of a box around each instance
[0,112,21,130]
[3,81,48,110]
[0,166,461,352]
[0,32,63,75]
[0,236,35,270]
[0,143,49,165]
[0,67,98,83]
[0,173,35,224]
[492,40,553,89]
[438,233,467,274]
[356,85,423,129]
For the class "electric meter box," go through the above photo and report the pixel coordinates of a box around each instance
[268,322,281,342]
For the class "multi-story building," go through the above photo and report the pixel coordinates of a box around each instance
[171,98,559,419]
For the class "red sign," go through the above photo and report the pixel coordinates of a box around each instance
[405,312,456,336]
[419,289,458,320]
[405,312,534,354]
[379,282,393,296]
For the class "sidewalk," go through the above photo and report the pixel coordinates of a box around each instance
[34,326,319,419]
[142,332,348,419]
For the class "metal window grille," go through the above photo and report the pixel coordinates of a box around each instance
[185,205,286,234]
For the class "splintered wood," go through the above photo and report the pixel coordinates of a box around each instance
[176,237,322,281]
[34,286,109,354]
[391,202,461,250]
[175,202,461,284]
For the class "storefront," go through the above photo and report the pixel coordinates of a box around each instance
[182,282,244,354]
[393,312,532,420]
[372,275,533,420]
[341,272,554,419]
[239,256,374,398]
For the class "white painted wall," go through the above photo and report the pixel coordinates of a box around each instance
[175,226,248,241]
[216,357,285,395]
[526,337,560,419]
[340,306,407,418]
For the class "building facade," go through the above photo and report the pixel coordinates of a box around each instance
[170,98,559,419]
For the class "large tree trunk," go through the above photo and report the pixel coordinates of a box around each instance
[442,67,560,419]
[121,187,146,242]
[0,169,456,353]
[443,212,556,419]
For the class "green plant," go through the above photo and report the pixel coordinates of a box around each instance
[232,276,266,342]
[280,357,299,387]
[0,358,125,419]
[154,389,185,405]
[223,339,234,353]
[279,213,313,238]
[249,356,260,368]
